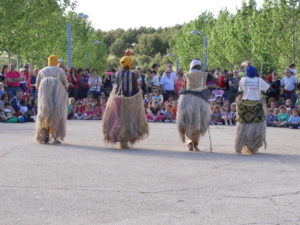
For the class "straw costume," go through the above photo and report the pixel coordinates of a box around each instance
[177,59,210,151]
[235,65,270,154]
[35,55,68,144]
[102,50,148,149]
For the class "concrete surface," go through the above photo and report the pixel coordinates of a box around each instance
[0,121,300,225]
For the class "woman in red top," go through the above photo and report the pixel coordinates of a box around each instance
[174,70,184,98]
[68,67,79,100]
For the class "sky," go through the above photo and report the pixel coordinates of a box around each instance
[74,0,264,31]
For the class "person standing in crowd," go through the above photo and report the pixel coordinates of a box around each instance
[162,62,176,79]
[19,68,27,93]
[160,69,175,102]
[135,67,147,94]
[102,69,114,98]
[174,70,184,98]
[35,55,68,144]
[78,68,90,99]
[265,69,274,83]
[151,63,160,77]
[228,70,240,103]
[23,64,30,83]
[5,64,23,99]
[102,50,148,149]
[144,69,155,94]
[0,65,8,82]
[177,59,210,151]
[27,68,38,97]
[151,70,160,90]
[289,64,297,77]
[88,68,102,100]
[281,68,298,108]
[68,67,79,100]
[235,64,270,155]
[266,72,281,100]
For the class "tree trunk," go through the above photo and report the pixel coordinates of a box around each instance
[7,49,11,65]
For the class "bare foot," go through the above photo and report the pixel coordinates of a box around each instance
[242,146,254,155]
[51,138,61,145]
[120,142,130,149]
[193,146,200,151]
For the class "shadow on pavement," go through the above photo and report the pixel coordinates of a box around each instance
[62,143,300,163]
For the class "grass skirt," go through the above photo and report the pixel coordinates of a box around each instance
[102,87,149,144]
[235,121,266,153]
[177,93,210,143]
[235,97,267,153]
[35,77,67,143]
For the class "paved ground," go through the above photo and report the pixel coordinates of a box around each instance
[0,121,300,225]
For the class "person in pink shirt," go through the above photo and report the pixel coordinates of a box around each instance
[5,64,23,99]
[174,70,184,98]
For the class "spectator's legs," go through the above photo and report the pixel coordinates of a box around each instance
[7,86,19,100]
[162,91,168,102]
[291,91,296,108]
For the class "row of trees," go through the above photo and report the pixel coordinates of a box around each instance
[103,25,182,72]
[0,0,107,72]
[1,0,299,75]
[169,0,300,74]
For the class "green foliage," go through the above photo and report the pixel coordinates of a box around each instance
[2,0,299,76]
[0,0,107,73]
[169,0,300,74]
[103,25,182,71]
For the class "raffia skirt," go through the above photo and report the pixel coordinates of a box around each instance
[35,77,68,143]
[177,93,210,144]
[102,87,149,144]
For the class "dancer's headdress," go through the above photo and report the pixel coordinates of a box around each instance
[189,58,201,70]
[48,55,59,66]
[120,50,134,69]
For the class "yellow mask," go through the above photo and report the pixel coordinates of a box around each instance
[48,55,59,66]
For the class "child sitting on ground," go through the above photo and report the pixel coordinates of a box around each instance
[171,100,177,119]
[273,105,290,127]
[98,98,107,117]
[210,105,223,125]
[152,90,162,104]
[230,103,237,125]
[67,97,76,119]
[222,104,232,125]
[83,103,95,120]
[74,101,85,120]
[266,109,276,127]
[164,104,176,123]
[146,101,164,122]
[287,108,300,129]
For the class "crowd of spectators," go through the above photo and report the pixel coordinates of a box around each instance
[0,61,299,129]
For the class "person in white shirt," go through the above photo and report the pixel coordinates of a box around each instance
[160,69,175,102]
[281,68,298,107]
[161,63,176,80]
[151,70,160,87]
[88,68,102,100]
[289,63,297,77]
[235,64,270,155]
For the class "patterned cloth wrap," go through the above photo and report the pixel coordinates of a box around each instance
[179,89,210,103]
[236,99,265,123]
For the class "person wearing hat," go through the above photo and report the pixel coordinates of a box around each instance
[35,55,68,144]
[102,50,148,149]
[177,58,211,151]
[235,64,270,155]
